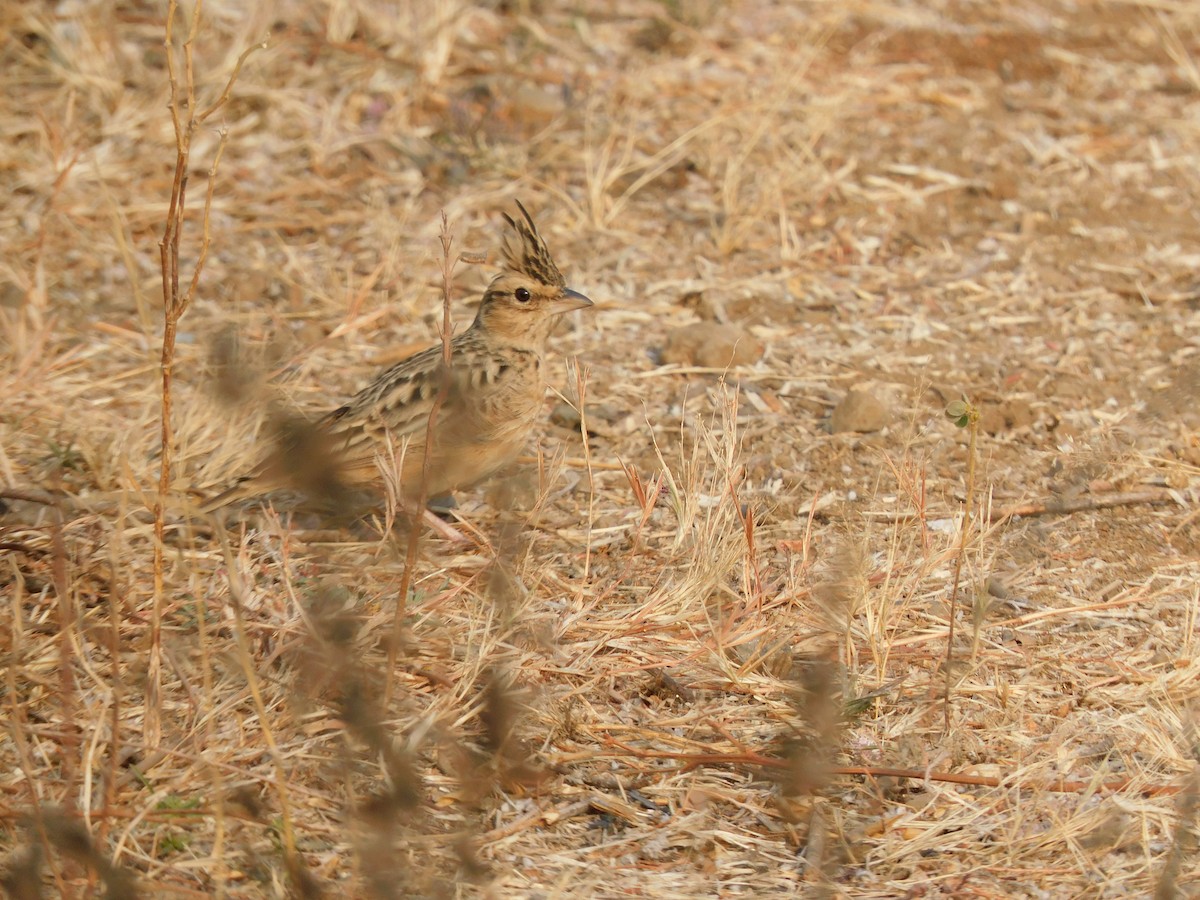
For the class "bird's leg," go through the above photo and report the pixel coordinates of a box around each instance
[421,507,469,543]
[426,493,458,518]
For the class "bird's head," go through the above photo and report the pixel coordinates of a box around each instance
[474,201,592,345]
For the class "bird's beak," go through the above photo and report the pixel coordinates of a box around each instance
[548,288,593,315]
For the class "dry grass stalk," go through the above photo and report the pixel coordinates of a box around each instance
[386,211,460,706]
[150,0,261,745]
[942,397,980,731]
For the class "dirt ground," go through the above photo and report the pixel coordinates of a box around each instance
[3,0,1200,896]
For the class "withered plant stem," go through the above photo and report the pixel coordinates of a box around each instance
[388,211,458,704]
[151,0,260,745]
[944,401,980,733]
[574,362,594,586]
[215,526,299,866]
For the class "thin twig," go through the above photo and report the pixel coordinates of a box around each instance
[0,488,61,505]
[943,401,979,733]
[214,525,299,866]
[97,492,127,855]
[574,362,595,587]
[860,488,1185,526]
[596,738,1179,796]
[988,488,1184,521]
[150,0,260,747]
[387,211,458,705]
[5,573,70,895]
[150,0,193,750]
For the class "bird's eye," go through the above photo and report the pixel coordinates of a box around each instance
[514,287,531,303]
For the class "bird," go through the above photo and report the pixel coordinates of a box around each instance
[201,201,592,515]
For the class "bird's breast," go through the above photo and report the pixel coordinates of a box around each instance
[477,352,544,427]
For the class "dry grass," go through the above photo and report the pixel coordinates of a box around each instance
[4,0,1200,896]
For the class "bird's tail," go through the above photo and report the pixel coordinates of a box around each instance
[197,475,260,514]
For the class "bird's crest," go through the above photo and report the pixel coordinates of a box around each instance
[501,201,566,289]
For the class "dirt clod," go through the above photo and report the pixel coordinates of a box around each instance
[829,387,892,434]
[660,322,764,368]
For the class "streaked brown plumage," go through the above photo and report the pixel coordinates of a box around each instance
[201,202,592,513]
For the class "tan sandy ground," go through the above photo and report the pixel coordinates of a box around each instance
[3,0,1200,896]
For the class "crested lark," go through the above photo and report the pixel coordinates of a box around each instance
[202,202,592,513]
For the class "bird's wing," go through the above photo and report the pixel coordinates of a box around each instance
[202,335,490,510]
[318,338,484,476]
